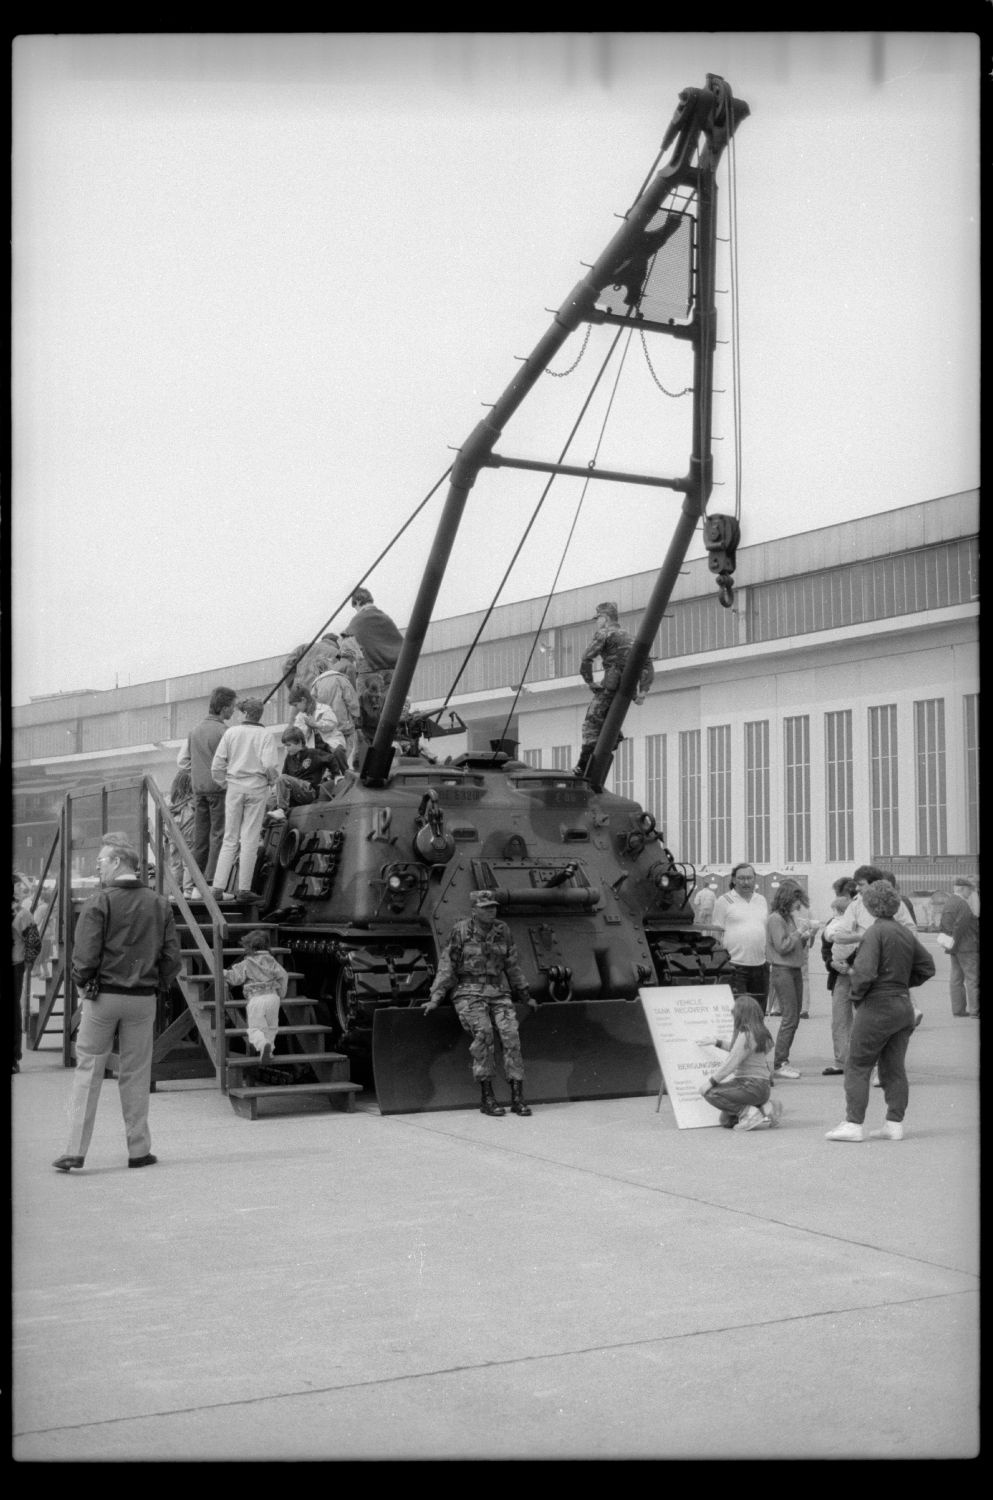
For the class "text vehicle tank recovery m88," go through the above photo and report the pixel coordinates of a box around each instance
[258,75,750,1113]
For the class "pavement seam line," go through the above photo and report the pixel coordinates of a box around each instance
[14,1285,978,1441]
[389,1116,980,1281]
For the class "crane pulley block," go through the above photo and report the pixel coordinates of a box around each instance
[703,513,741,609]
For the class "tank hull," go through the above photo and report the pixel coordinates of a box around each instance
[372,999,660,1115]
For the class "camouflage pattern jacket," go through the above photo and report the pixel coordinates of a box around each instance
[580,624,654,696]
[430,917,530,1003]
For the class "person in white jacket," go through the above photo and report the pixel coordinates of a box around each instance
[209,699,279,901]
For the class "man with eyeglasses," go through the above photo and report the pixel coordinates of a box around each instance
[52,835,180,1174]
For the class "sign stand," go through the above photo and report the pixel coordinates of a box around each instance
[639,985,736,1129]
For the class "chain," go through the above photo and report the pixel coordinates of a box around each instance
[639,327,690,397]
[544,321,591,377]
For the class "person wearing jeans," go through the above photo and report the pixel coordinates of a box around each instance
[766,880,812,1080]
[209,699,279,900]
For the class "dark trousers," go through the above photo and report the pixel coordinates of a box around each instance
[13,962,25,1064]
[844,992,916,1124]
[771,966,804,1067]
[703,1075,770,1122]
[192,789,227,882]
[731,963,769,1015]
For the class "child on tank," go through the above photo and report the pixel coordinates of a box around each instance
[224,930,289,1063]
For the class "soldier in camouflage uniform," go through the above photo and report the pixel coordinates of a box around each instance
[424,890,536,1116]
[574,601,654,779]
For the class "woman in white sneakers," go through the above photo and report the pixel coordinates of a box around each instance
[825,882,935,1143]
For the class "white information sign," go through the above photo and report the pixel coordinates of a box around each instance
[639,985,736,1129]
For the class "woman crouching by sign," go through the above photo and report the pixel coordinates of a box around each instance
[697,995,782,1132]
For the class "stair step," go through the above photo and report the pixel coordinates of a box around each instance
[230,1080,361,1098]
[183,971,304,984]
[222,996,322,1008]
[192,996,320,1014]
[225,1049,347,1069]
[224,1024,336,1037]
[227,1080,362,1119]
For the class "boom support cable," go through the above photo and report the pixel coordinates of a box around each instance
[727,133,743,522]
[435,322,631,714]
[261,464,453,706]
[497,329,638,744]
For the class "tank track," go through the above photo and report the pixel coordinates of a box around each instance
[283,934,435,1050]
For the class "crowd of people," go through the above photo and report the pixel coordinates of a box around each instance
[695,860,979,1136]
[171,589,409,900]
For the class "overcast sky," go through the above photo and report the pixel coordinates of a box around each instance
[11,31,980,704]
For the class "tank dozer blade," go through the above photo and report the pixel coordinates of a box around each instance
[372,1000,661,1115]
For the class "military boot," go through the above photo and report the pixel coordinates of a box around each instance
[573,744,593,779]
[510,1081,532,1117]
[480,1081,506,1117]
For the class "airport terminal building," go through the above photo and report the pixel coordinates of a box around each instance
[12,490,979,915]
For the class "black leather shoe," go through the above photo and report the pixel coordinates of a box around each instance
[822,1066,844,1075]
[53,1155,84,1172]
[128,1153,158,1169]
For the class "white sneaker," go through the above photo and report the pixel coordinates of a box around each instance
[268,808,287,821]
[869,1121,904,1141]
[825,1121,865,1142]
[775,1064,801,1079]
[738,1106,771,1131]
[762,1099,784,1126]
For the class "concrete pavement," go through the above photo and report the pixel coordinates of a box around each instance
[12,940,979,1460]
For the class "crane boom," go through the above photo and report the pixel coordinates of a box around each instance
[362,73,749,787]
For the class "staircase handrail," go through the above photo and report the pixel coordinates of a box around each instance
[140,775,230,1089]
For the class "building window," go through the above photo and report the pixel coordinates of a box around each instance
[825,711,854,862]
[868,705,899,858]
[645,733,667,829]
[708,725,732,865]
[611,738,634,800]
[551,745,573,772]
[914,699,947,855]
[744,720,770,864]
[783,715,810,863]
[522,749,542,769]
[963,695,979,855]
[679,730,701,865]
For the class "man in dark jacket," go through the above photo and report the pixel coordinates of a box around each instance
[53,837,181,1173]
[341,588,405,757]
[939,877,979,1017]
[268,728,340,820]
[177,685,237,885]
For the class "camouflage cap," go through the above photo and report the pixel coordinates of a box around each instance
[594,601,619,621]
[470,889,499,909]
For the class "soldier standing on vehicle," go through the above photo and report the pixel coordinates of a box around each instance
[574,602,654,779]
[423,890,536,1117]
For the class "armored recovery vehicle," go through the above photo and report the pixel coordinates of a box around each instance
[253,74,750,1113]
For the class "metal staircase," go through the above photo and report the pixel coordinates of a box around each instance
[28,776,361,1119]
